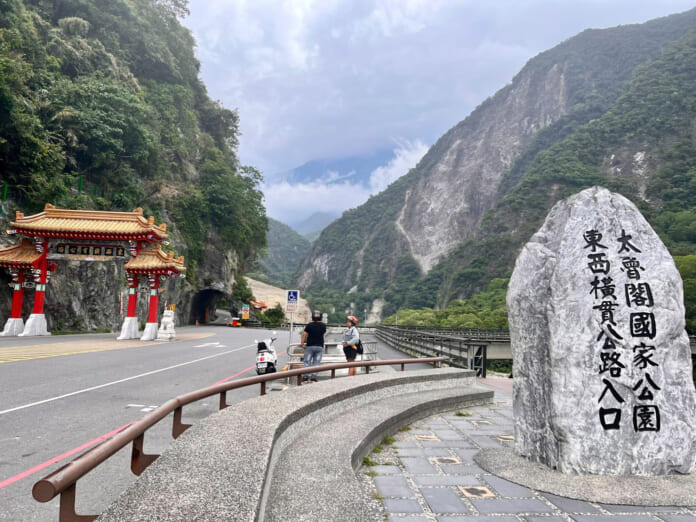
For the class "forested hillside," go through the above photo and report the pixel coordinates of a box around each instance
[298,9,696,331]
[0,0,267,328]
[252,218,310,288]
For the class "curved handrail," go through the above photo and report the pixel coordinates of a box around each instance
[32,357,444,519]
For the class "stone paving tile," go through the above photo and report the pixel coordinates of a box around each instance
[373,465,402,475]
[470,498,556,514]
[539,492,602,514]
[524,515,569,522]
[572,513,655,522]
[440,463,488,475]
[421,487,471,514]
[599,503,684,513]
[375,475,415,497]
[397,448,453,457]
[383,498,424,513]
[402,456,439,474]
[413,475,483,487]
[367,387,696,521]
[482,475,536,498]
[433,429,464,440]
[437,515,520,522]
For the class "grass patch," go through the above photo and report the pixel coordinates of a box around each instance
[365,470,378,477]
[455,411,473,417]
[363,455,378,466]
[373,445,383,453]
[373,492,383,501]
[382,435,395,445]
[399,426,411,432]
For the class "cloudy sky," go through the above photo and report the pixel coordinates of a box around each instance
[184,0,695,227]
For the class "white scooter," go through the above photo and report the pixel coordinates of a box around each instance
[255,332,278,375]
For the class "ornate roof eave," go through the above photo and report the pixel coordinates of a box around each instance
[11,204,168,242]
[124,244,186,276]
[0,238,43,269]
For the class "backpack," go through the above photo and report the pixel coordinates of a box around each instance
[356,338,364,354]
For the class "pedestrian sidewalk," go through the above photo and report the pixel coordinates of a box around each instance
[363,377,696,521]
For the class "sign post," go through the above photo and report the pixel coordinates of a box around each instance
[286,290,299,344]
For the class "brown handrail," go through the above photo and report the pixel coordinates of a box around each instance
[32,357,444,521]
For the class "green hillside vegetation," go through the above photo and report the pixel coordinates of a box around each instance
[0,0,266,279]
[253,218,311,287]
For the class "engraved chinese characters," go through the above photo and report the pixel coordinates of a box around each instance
[508,187,696,475]
[585,228,661,432]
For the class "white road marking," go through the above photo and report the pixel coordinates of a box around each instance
[0,344,254,416]
[194,342,221,348]
[127,404,145,408]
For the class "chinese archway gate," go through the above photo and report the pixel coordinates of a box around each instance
[0,204,185,339]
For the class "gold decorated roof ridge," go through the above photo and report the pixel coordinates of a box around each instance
[12,204,168,238]
[124,244,186,273]
[0,238,43,267]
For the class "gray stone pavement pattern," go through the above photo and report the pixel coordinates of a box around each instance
[363,382,696,521]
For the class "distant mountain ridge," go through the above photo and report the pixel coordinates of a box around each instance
[295,7,696,323]
[272,148,395,186]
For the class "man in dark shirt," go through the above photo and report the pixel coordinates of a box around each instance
[301,310,326,382]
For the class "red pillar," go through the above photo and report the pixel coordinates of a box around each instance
[126,274,138,318]
[147,276,161,324]
[32,251,48,314]
[10,271,25,319]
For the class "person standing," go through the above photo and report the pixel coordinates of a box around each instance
[342,315,360,377]
[301,310,326,382]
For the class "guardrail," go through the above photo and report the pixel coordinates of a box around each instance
[32,357,445,522]
[376,326,490,377]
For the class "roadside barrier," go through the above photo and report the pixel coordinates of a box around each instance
[32,357,444,522]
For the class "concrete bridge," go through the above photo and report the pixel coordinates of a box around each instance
[375,326,696,369]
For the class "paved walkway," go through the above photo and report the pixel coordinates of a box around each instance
[365,377,696,521]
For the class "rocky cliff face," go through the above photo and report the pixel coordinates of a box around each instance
[399,63,570,272]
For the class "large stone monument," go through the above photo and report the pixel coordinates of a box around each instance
[508,186,696,475]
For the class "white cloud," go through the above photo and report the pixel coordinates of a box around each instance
[263,139,427,225]
[369,140,428,192]
[263,180,371,227]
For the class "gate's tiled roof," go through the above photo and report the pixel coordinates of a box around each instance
[11,204,167,241]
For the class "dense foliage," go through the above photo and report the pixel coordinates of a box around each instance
[0,0,266,277]
[253,218,311,287]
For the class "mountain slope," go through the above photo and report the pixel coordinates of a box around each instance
[297,8,696,322]
[255,218,311,287]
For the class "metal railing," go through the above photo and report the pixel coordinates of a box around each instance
[376,326,489,377]
[32,357,444,522]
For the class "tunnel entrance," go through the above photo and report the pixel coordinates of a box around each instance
[191,288,226,324]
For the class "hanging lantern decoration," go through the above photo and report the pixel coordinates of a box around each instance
[33,268,42,282]
[129,241,137,256]
[35,238,44,253]
[148,274,156,288]
[9,269,18,283]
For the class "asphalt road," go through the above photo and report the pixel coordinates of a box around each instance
[0,325,296,522]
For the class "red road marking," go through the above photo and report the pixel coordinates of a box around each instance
[0,422,133,490]
[213,349,288,385]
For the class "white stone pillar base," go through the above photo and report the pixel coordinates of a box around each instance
[19,314,50,336]
[117,317,140,340]
[140,322,159,341]
[156,329,176,341]
[0,318,24,337]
